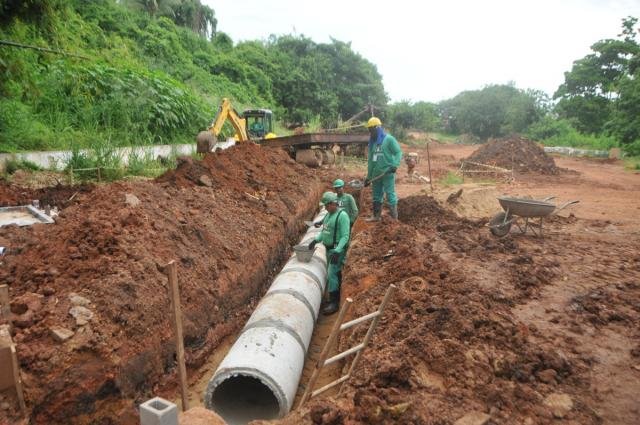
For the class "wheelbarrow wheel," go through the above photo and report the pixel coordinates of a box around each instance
[489,212,512,237]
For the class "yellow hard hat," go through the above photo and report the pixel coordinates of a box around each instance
[366,117,382,128]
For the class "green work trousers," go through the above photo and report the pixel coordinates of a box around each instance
[327,249,346,292]
[372,173,397,205]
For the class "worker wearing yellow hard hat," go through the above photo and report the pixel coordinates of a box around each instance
[364,117,402,220]
[366,117,382,128]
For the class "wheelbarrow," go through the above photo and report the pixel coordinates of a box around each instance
[489,196,579,237]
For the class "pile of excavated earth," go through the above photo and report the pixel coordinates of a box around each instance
[2,142,639,425]
[266,195,640,425]
[0,144,323,424]
[465,136,560,174]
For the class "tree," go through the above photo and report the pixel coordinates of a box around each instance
[264,35,386,125]
[440,84,542,139]
[386,101,440,132]
[554,16,639,135]
[125,0,216,38]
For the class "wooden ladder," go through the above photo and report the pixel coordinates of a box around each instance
[298,283,396,407]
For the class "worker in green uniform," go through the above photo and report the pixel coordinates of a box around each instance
[332,179,359,227]
[308,192,351,315]
[364,117,403,220]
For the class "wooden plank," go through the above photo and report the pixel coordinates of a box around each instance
[165,261,189,411]
[262,133,369,148]
[0,284,10,323]
[0,345,13,391]
[10,345,27,416]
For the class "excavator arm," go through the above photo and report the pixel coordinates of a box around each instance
[197,98,250,153]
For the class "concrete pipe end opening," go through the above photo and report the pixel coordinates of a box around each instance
[205,370,287,424]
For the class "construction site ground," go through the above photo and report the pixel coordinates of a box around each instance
[1,141,639,424]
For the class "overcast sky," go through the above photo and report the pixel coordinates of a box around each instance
[204,0,640,103]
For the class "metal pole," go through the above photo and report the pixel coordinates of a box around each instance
[338,284,396,395]
[164,261,189,411]
[426,142,433,192]
[298,297,353,408]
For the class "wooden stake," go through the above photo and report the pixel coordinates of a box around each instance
[426,142,433,192]
[10,345,27,416]
[0,285,10,325]
[164,261,189,411]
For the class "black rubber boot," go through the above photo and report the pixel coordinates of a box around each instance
[366,201,382,222]
[323,291,339,315]
[390,204,398,220]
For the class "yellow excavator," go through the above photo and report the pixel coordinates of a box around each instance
[196,98,276,153]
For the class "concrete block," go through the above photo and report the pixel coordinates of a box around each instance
[140,397,178,425]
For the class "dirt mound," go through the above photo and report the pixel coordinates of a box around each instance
[0,145,322,424]
[157,143,301,194]
[274,219,597,425]
[465,136,559,174]
[397,195,520,255]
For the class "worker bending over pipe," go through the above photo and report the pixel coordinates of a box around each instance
[308,192,351,315]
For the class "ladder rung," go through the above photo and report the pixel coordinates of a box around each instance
[324,343,365,366]
[340,311,380,331]
[311,374,350,397]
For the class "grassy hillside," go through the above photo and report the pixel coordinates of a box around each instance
[0,0,386,152]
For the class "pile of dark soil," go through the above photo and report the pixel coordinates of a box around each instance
[0,182,93,208]
[465,136,560,174]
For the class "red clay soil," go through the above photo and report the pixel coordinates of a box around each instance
[270,194,639,425]
[465,136,560,174]
[0,182,93,209]
[0,144,323,424]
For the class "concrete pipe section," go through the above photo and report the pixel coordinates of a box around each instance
[295,149,323,168]
[205,210,328,424]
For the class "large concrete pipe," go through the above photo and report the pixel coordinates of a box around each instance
[204,210,327,424]
[295,149,323,168]
[320,149,336,166]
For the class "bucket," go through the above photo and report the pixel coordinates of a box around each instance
[293,244,314,263]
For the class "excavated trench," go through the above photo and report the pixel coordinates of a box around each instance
[0,145,328,424]
[180,187,363,424]
[202,209,327,423]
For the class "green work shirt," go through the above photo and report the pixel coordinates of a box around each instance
[314,209,350,254]
[367,134,402,180]
[337,193,358,224]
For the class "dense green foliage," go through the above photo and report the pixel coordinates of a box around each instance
[439,84,547,139]
[385,101,439,134]
[388,17,639,155]
[554,16,640,153]
[0,0,386,152]
[1,1,638,158]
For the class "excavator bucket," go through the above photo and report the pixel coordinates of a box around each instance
[197,131,217,154]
